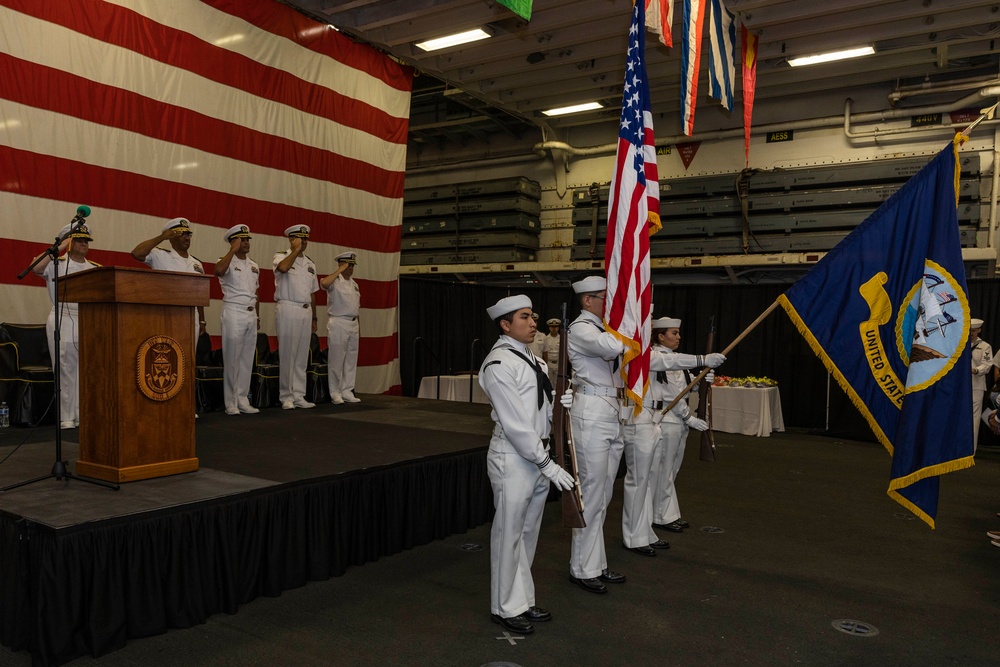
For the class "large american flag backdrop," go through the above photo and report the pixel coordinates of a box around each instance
[0,0,412,395]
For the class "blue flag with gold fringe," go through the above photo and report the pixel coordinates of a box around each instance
[778,138,975,528]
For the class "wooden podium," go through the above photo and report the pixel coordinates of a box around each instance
[60,266,211,483]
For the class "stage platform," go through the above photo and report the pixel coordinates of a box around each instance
[0,395,495,666]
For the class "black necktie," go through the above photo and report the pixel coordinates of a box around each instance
[507,347,553,409]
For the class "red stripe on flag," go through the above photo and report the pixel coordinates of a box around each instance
[0,0,410,145]
[204,0,414,93]
[0,54,404,200]
[0,146,402,254]
[357,332,399,368]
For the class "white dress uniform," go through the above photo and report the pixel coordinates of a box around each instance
[42,255,98,427]
[530,330,546,358]
[144,246,205,343]
[568,309,626,579]
[971,328,993,447]
[541,332,560,387]
[648,346,701,527]
[326,274,361,399]
[480,334,555,619]
[217,245,259,413]
[273,249,318,405]
[621,394,659,549]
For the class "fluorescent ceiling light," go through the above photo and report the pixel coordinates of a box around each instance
[415,28,490,52]
[788,46,875,67]
[542,102,603,116]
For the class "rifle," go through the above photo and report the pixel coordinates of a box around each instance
[551,302,586,527]
[697,316,717,462]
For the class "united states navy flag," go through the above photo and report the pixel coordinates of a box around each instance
[778,138,975,528]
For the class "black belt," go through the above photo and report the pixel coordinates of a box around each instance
[650,400,665,410]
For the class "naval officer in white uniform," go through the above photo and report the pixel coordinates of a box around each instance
[31,222,100,429]
[970,318,993,448]
[320,251,361,404]
[273,225,319,410]
[214,225,260,415]
[479,294,574,636]
[130,217,207,344]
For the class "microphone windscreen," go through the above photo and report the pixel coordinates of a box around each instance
[76,205,91,218]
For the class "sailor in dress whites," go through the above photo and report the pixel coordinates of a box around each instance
[648,318,725,534]
[130,217,207,344]
[320,251,361,404]
[273,225,319,409]
[970,318,993,448]
[567,275,628,594]
[479,294,575,635]
[31,222,100,429]
[529,312,546,358]
[214,225,260,415]
[541,317,561,387]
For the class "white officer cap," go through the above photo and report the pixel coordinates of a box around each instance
[652,316,682,329]
[163,217,191,233]
[223,225,252,242]
[971,318,984,329]
[531,312,539,320]
[336,251,357,265]
[285,225,310,238]
[572,275,606,294]
[487,295,532,320]
[59,223,93,242]
[546,318,560,326]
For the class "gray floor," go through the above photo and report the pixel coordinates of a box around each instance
[1,420,997,666]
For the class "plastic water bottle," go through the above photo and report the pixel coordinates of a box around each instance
[0,401,9,428]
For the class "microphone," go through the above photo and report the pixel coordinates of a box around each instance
[71,205,91,223]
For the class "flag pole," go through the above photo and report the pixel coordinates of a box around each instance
[959,101,1000,138]
[659,299,780,417]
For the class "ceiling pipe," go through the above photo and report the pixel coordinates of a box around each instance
[845,87,1000,140]
[888,77,1000,104]
[529,87,1000,160]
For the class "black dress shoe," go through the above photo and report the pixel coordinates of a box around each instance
[674,519,690,528]
[649,539,670,550]
[599,568,627,584]
[524,606,552,622]
[491,614,534,634]
[653,521,684,533]
[624,543,656,557]
[569,574,608,594]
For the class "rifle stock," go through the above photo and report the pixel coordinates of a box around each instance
[551,302,586,528]
[697,316,717,462]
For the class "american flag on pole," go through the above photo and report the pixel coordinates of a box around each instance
[0,0,412,394]
[605,0,661,413]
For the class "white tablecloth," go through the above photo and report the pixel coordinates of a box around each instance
[417,374,489,404]
[708,386,784,437]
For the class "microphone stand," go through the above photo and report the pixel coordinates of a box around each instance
[2,215,119,492]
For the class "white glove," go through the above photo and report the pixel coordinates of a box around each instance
[686,416,709,431]
[704,353,726,368]
[539,459,575,491]
[703,370,715,385]
[559,388,573,409]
